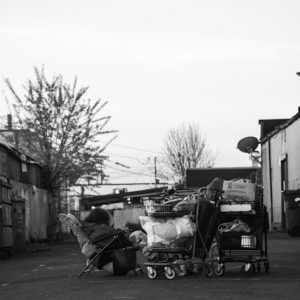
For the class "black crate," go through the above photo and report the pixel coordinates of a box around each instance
[219,233,258,250]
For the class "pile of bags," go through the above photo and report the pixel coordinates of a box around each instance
[139,215,195,246]
[218,218,251,233]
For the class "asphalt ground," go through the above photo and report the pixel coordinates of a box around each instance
[0,232,300,300]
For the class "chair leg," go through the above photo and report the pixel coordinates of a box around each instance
[78,265,90,278]
[78,264,95,278]
[78,251,101,278]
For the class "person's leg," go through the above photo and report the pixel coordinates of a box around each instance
[59,213,97,258]
[102,262,114,274]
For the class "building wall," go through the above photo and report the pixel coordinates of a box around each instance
[286,119,300,189]
[11,180,50,241]
[79,206,145,231]
[261,117,300,229]
[113,206,145,228]
[0,144,51,242]
[270,133,283,227]
[261,142,271,224]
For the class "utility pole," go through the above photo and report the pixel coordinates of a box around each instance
[154,156,157,188]
[100,161,103,184]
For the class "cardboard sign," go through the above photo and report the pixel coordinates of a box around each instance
[223,180,256,202]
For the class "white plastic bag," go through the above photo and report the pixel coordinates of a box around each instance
[139,215,195,245]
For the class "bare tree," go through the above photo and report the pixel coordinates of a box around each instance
[162,123,216,182]
[4,66,117,238]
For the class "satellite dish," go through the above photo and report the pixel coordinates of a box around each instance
[237,136,259,153]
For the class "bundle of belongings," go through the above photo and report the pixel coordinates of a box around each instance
[143,193,197,217]
[140,192,198,246]
[137,215,196,277]
[205,177,257,203]
[218,218,251,233]
[131,192,199,277]
[129,195,197,248]
[138,215,196,247]
[222,179,256,202]
[167,197,197,215]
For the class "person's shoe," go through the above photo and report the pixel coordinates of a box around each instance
[102,261,114,274]
[58,213,80,227]
[81,242,98,258]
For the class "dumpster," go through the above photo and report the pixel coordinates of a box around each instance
[283,190,300,237]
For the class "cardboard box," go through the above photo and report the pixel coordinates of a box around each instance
[223,180,256,202]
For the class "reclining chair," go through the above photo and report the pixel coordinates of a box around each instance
[78,229,143,278]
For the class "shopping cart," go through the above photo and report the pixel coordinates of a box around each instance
[142,188,221,280]
[211,185,270,275]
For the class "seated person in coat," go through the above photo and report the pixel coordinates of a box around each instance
[59,208,140,275]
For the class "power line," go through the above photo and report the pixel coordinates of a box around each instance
[103,152,149,164]
[105,160,154,178]
[101,141,161,154]
[105,158,151,174]
[103,156,165,182]
[104,164,152,177]
[106,158,131,169]
[108,174,135,180]
[105,167,152,183]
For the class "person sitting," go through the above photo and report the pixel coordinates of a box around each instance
[59,208,140,275]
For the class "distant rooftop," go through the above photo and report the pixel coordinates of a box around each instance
[258,119,289,140]
[259,107,300,142]
[186,167,260,188]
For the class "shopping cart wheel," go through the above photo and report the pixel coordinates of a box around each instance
[147,267,157,279]
[213,263,225,276]
[164,267,176,280]
[204,264,213,278]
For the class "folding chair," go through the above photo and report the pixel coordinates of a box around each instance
[78,229,143,278]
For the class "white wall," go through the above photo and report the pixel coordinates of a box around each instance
[261,117,300,229]
[286,118,300,189]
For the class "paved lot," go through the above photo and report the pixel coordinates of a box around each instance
[0,232,300,300]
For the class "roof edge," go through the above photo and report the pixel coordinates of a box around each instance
[260,108,300,143]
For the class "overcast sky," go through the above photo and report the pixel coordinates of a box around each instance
[1,0,300,186]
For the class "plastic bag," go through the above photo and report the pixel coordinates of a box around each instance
[172,196,196,214]
[218,218,250,233]
[139,215,195,245]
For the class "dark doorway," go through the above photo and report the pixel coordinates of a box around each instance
[281,156,288,230]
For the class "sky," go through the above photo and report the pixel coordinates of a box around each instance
[1,0,300,190]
